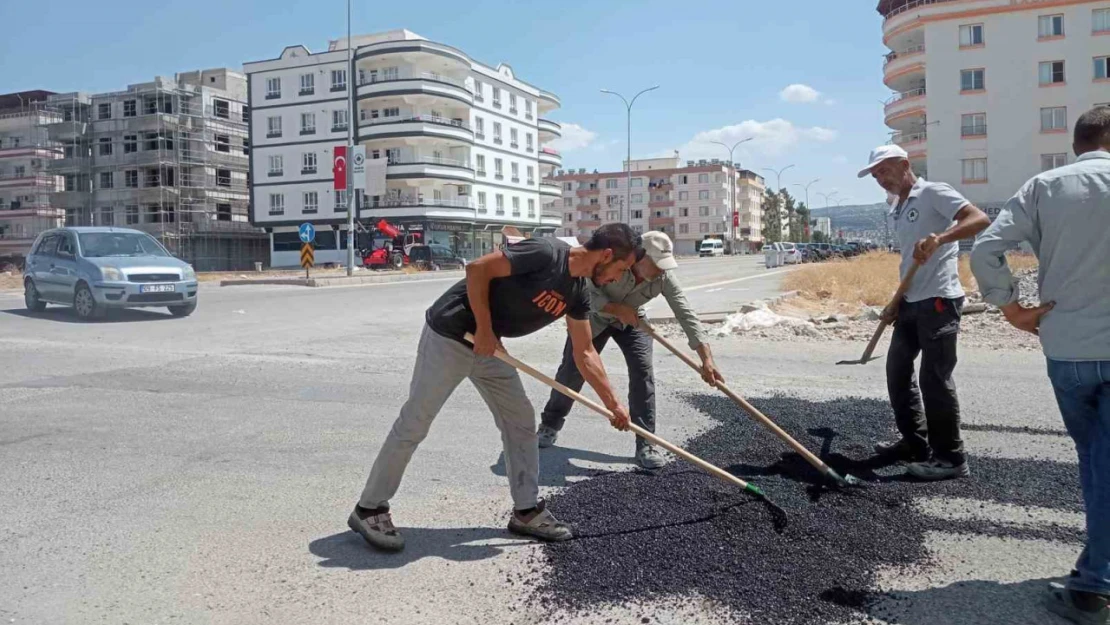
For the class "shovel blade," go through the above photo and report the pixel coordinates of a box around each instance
[835,356,884,366]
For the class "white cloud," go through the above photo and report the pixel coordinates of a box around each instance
[675,119,838,162]
[548,123,597,152]
[779,84,822,104]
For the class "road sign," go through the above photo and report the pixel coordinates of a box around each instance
[352,146,366,192]
[298,222,315,243]
[300,243,314,269]
[333,146,347,190]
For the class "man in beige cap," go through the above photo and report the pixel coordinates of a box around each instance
[536,230,724,468]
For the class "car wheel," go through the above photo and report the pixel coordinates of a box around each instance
[73,282,103,321]
[168,300,197,318]
[24,279,46,312]
[391,253,403,269]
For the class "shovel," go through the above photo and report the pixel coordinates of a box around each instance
[836,263,920,366]
[463,333,788,528]
[641,322,865,489]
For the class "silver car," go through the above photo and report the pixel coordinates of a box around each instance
[23,227,199,320]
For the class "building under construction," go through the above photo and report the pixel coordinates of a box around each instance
[42,69,266,271]
[0,91,64,267]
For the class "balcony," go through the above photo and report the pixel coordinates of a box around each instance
[577,219,601,229]
[0,145,63,161]
[359,194,477,220]
[648,199,675,209]
[356,70,473,105]
[883,45,926,88]
[884,88,927,126]
[539,181,562,197]
[537,118,562,140]
[648,216,674,227]
[538,147,562,167]
[0,174,58,191]
[358,115,473,144]
[881,1,958,43]
[576,187,600,198]
[45,120,88,141]
[648,181,673,192]
[538,90,561,115]
[892,131,927,158]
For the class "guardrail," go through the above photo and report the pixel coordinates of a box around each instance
[885,87,927,105]
[361,114,471,130]
[882,0,958,22]
[358,70,467,89]
[885,45,927,65]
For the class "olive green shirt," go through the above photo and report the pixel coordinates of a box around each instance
[589,269,708,349]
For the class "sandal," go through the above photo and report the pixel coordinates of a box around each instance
[507,500,573,542]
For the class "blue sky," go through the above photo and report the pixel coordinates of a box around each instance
[0,0,892,206]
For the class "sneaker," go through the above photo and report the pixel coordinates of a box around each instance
[906,458,971,481]
[636,444,668,469]
[508,500,573,542]
[1046,582,1110,625]
[347,506,405,552]
[537,425,559,449]
[873,439,929,463]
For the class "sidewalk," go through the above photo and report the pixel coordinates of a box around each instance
[218,268,464,288]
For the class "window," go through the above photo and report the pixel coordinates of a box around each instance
[512,196,521,216]
[1096,56,1110,80]
[962,158,987,182]
[96,207,114,226]
[473,80,485,101]
[493,122,502,144]
[961,69,985,91]
[1041,106,1067,131]
[99,172,113,189]
[961,113,987,136]
[495,158,503,180]
[385,147,400,164]
[698,190,710,200]
[492,87,502,108]
[680,207,689,217]
[631,209,643,219]
[525,99,533,119]
[631,178,643,187]
[525,132,534,152]
[605,178,618,189]
[510,128,518,148]
[699,206,710,217]
[216,168,231,188]
[213,99,230,120]
[473,154,486,176]
[1040,61,1065,85]
[335,189,348,212]
[511,162,519,182]
[699,222,709,233]
[216,203,232,222]
[303,191,318,213]
[527,166,535,185]
[215,134,230,153]
[1041,153,1067,171]
[475,117,485,139]
[242,105,250,124]
[145,168,161,187]
[302,152,317,174]
[124,170,138,188]
[123,100,136,117]
[698,173,709,183]
[126,205,139,225]
[266,77,281,99]
[299,73,315,95]
[97,103,111,120]
[143,97,160,115]
[300,112,316,134]
[381,107,399,118]
[331,69,347,92]
[477,191,487,212]
[959,24,984,47]
[564,182,573,191]
[679,223,689,234]
[1096,8,1110,33]
[123,134,137,153]
[269,193,284,215]
[381,67,398,81]
[678,175,688,184]
[1039,14,1064,39]
[563,197,573,207]
[495,194,504,214]
[678,191,689,200]
[267,116,282,138]
[268,154,283,176]
[631,193,643,203]
[333,109,348,131]
[98,137,112,156]
[509,93,518,114]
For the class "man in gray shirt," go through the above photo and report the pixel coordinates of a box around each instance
[857,145,990,481]
[536,231,724,469]
[971,107,1110,625]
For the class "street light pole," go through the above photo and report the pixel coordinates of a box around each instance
[601,86,659,224]
[761,164,795,192]
[345,0,355,276]
[817,190,839,208]
[709,137,752,254]
[792,178,819,211]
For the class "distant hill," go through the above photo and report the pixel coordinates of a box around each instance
[810,203,891,235]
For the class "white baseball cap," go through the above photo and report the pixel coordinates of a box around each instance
[641,231,678,271]
[857,144,909,178]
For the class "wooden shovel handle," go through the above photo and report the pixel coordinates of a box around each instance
[859,262,921,362]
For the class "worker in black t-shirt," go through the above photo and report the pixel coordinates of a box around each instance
[348,224,642,552]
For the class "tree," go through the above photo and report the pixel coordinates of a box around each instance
[812,230,828,244]
[794,203,811,242]
[762,188,783,244]
[781,189,798,242]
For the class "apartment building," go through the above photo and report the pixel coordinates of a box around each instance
[38,70,266,271]
[880,0,1110,215]
[244,29,563,267]
[552,156,765,255]
[0,91,64,261]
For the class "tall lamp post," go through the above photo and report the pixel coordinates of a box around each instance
[792,178,819,242]
[818,190,839,208]
[601,85,659,223]
[762,164,795,192]
[344,0,355,276]
[709,137,752,254]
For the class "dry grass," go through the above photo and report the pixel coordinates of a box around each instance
[784,251,1038,309]
[0,270,22,291]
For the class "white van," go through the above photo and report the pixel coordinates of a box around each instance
[699,239,724,257]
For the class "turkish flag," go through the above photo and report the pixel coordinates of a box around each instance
[732,212,739,227]
[333,146,347,191]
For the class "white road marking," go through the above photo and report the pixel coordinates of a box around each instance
[683,268,792,292]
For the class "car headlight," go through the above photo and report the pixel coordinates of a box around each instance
[183,265,196,280]
[100,266,124,281]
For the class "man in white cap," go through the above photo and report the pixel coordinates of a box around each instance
[858,145,990,480]
[536,230,724,468]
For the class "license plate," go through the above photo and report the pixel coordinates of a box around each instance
[140,284,175,293]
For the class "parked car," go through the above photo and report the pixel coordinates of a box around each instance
[699,239,725,257]
[23,227,199,320]
[408,244,466,271]
[781,242,801,264]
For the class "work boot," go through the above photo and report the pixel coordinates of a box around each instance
[906,458,971,481]
[1046,583,1110,625]
[537,424,559,448]
[347,505,405,552]
[636,444,667,470]
[508,500,573,542]
[873,439,929,463]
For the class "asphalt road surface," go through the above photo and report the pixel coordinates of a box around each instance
[0,256,1082,625]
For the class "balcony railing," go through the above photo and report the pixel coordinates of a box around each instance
[893,131,927,145]
[885,88,927,105]
[358,70,467,89]
[361,115,471,131]
[540,147,560,156]
[884,45,926,65]
[390,154,470,168]
[881,0,958,21]
[366,196,474,210]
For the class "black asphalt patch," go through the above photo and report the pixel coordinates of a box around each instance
[529,394,1082,624]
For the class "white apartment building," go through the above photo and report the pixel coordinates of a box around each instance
[813,216,832,239]
[0,92,64,260]
[244,29,563,267]
[552,156,766,255]
[880,0,1110,215]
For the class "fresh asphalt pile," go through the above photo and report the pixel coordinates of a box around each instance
[528,394,1082,624]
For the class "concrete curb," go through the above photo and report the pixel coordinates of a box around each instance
[650,291,800,325]
[219,270,464,288]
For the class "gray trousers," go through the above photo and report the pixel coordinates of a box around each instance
[359,324,539,511]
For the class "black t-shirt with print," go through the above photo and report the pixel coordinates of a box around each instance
[425,237,590,343]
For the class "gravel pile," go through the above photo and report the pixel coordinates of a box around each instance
[528,393,1081,625]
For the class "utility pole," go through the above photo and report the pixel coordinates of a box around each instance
[601,86,659,224]
[761,164,795,193]
[344,0,356,276]
[708,138,752,254]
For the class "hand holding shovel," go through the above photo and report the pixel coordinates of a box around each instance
[837,262,920,366]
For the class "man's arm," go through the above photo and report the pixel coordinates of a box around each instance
[915,203,991,261]
[662,273,723,385]
[970,180,1053,334]
[465,251,512,356]
[567,316,631,430]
